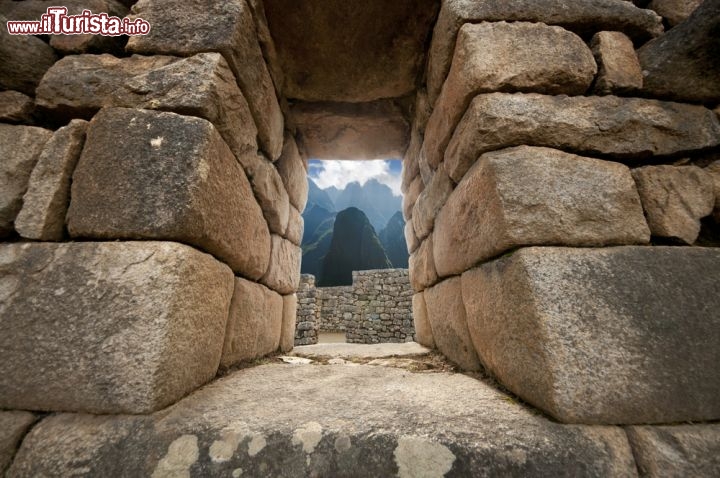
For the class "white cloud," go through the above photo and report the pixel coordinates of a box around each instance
[309,160,402,196]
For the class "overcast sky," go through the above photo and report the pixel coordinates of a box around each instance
[308,160,403,196]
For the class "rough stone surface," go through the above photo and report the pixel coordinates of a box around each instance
[127,0,284,159]
[276,133,309,212]
[15,120,88,241]
[8,364,637,477]
[409,235,438,292]
[402,175,423,220]
[239,153,290,235]
[412,166,453,240]
[0,0,128,54]
[0,412,35,475]
[401,128,422,193]
[638,0,720,103]
[0,124,52,237]
[648,0,703,27]
[435,146,650,277]
[632,165,715,243]
[221,278,283,368]
[292,100,409,160]
[412,292,435,349]
[67,108,271,280]
[345,269,414,344]
[285,206,304,246]
[461,246,720,424]
[424,277,481,371]
[426,0,663,103]
[295,274,319,346]
[626,425,720,477]
[0,241,234,414]
[261,235,302,295]
[707,161,720,222]
[423,21,596,169]
[36,53,258,160]
[281,294,298,353]
[263,0,438,102]
[591,31,643,95]
[445,93,720,182]
[404,220,420,254]
[0,91,34,124]
[0,16,58,95]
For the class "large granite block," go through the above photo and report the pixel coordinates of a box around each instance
[0,241,234,414]
[36,53,258,160]
[445,93,720,183]
[461,246,720,424]
[434,146,650,277]
[126,0,283,159]
[67,107,271,279]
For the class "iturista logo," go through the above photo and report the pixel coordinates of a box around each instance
[6,6,150,36]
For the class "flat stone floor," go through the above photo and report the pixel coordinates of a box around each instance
[8,345,718,476]
[8,352,639,477]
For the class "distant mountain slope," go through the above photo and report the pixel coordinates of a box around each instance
[379,211,409,268]
[333,179,401,231]
[307,179,336,212]
[302,204,336,245]
[319,207,392,286]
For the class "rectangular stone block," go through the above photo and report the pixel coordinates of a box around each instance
[412,166,453,241]
[434,146,650,277]
[426,0,662,103]
[221,277,283,368]
[461,246,720,424]
[591,31,643,95]
[422,21,596,170]
[424,277,480,371]
[445,93,720,183]
[127,0,284,160]
[291,100,409,160]
[16,120,87,241]
[408,234,438,292]
[0,241,234,414]
[36,53,258,161]
[276,132,309,213]
[261,234,302,295]
[281,294,298,353]
[626,424,720,477]
[0,124,52,237]
[67,107,271,280]
[411,292,434,348]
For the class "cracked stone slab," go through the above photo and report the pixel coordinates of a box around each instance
[8,364,636,477]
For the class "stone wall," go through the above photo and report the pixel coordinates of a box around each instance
[403,0,720,427]
[315,286,354,331]
[347,269,414,343]
[0,0,306,417]
[295,274,319,345]
[297,269,415,344]
[1,0,720,475]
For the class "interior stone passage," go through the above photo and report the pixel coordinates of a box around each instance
[1,0,719,476]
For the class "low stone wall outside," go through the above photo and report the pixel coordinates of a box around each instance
[296,269,415,345]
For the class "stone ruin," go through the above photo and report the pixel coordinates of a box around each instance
[296,269,415,345]
[1,0,720,476]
